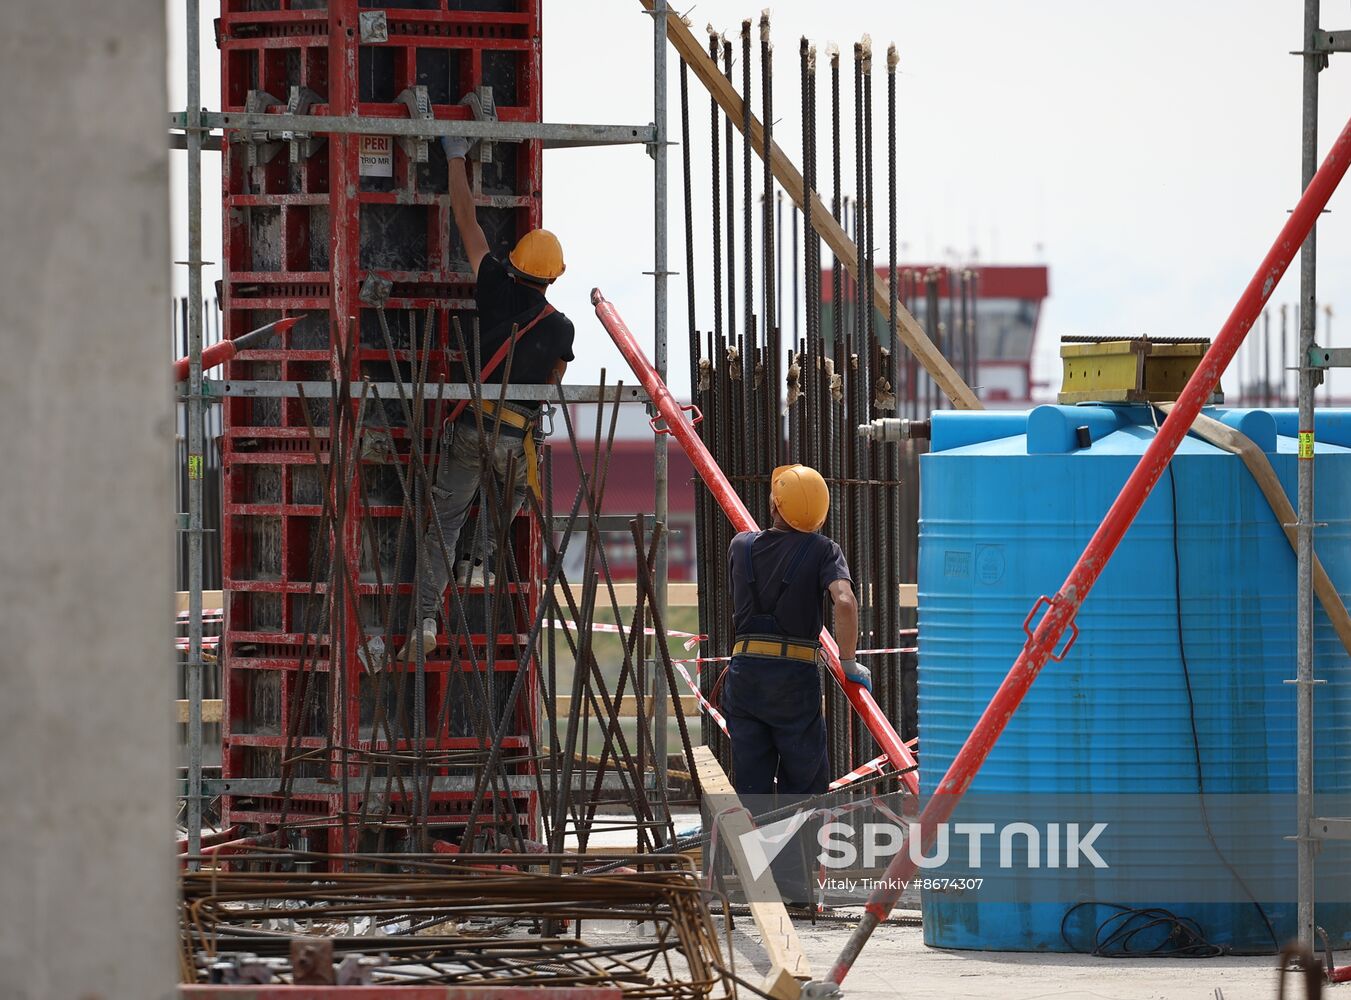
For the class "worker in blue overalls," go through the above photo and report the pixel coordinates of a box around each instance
[723,464,871,799]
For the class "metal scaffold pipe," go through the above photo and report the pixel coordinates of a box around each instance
[1295,0,1322,948]
[818,111,1351,989]
[650,0,671,837]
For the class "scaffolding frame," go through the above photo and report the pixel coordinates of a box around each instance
[1295,0,1351,951]
[169,0,674,861]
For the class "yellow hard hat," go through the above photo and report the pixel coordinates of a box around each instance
[508,229,566,283]
[771,464,829,533]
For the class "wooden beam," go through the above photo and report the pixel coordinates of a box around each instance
[644,3,982,412]
[1160,404,1351,658]
[553,581,699,608]
[692,746,810,997]
[176,699,223,724]
[175,590,223,614]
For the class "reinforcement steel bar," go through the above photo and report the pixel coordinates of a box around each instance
[645,1,981,410]
[592,288,919,796]
[819,111,1351,989]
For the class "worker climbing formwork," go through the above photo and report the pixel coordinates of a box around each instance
[408,92,576,658]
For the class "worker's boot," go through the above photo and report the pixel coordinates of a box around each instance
[453,558,473,587]
[456,559,494,589]
[399,617,439,660]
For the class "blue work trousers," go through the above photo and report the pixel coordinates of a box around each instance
[722,654,830,797]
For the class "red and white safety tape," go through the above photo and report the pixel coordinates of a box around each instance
[177,608,223,621]
[179,612,917,791]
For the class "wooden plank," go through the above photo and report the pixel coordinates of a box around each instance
[1161,404,1351,657]
[175,590,223,614]
[176,699,224,724]
[645,3,981,412]
[555,694,700,718]
[692,746,810,997]
[553,581,699,608]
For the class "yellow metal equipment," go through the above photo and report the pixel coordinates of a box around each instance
[1058,337,1223,405]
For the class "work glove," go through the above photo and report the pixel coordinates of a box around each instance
[839,657,872,693]
[441,134,471,161]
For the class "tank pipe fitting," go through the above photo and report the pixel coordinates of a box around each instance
[857,417,931,443]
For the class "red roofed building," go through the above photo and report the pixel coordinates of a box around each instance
[544,435,699,582]
[822,263,1051,404]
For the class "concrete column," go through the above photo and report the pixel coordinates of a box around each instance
[0,1,176,998]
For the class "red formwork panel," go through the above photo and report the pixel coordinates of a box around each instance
[218,0,544,866]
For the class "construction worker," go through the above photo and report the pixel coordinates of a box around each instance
[722,464,870,798]
[408,95,574,656]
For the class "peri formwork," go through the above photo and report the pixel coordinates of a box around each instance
[217,0,544,862]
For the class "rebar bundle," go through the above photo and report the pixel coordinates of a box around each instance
[675,21,995,775]
[180,853,735,997]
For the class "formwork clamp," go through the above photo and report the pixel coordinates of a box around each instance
[394,85,435,165]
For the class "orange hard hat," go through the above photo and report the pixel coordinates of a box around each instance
[770,464,830,532]
[508,229,566,283]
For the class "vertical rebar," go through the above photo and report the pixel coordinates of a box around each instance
[1295,0,1321,948]
[887,45,899,400]
[1281,303,1290,406]
[742,20,755,353]
[724,38,737,347]
[830,45,842,359]
[761,12,777,470]
[792,193,799,345]
[1264,309,1272,406]
[709,29,724,343]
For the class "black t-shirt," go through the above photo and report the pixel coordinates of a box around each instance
[728,528,852,643]
[473,254,575,400]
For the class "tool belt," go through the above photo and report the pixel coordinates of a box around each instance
[467,397,537,436]
[712,634,820,711]
[461,398,543,500]
[731,634,820,663]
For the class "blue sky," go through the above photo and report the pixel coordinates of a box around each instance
[170,1,1351,403]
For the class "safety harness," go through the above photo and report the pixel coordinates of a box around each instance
[446,302,556,499]
[731,530,821,663]
[710,531,821,710]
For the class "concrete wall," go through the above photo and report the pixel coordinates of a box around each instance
[0,2,175,997]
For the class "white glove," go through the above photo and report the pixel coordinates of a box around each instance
[441,135,471,161]
[840,657,872,692]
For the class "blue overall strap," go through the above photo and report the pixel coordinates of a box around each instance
[741,531,816,625]
[736,531,767,616]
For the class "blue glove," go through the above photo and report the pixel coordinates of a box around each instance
[840,657,872,693]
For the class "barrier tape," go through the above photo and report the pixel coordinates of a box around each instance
[180,610,917,791]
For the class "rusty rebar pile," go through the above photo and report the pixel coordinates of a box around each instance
[180,852,734,997]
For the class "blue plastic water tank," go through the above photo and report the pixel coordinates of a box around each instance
[918,405,1351,952]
